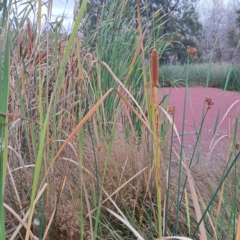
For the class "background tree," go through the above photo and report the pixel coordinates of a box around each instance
[236,9,240,27]
[197,0,240,63]
[131,0,202,63]
[82,0,202,64]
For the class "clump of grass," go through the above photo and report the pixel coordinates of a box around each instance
[160,62,240,91]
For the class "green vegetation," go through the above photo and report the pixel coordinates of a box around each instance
[0,0,239,240]
[160,63,240,91]
[86,0,202,63]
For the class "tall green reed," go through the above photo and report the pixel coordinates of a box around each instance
[0,1,11,239]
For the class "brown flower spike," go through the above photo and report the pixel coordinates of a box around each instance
[236,143,240,151]
[187,46,197,59]
[168,106,176,115]
[204,97,214,110]
[151,49,159,87]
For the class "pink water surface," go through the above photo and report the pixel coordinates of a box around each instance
[159,87,240,160]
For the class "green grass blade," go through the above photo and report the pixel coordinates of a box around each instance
[0,1,11,238]
[174,55,190,234]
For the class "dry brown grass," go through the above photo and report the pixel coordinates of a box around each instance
[4,124,237,239]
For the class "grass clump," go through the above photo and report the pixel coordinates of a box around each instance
[160,63,240,91]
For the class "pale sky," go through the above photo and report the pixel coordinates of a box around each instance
[44,0,231,27]
[14,0,76,32]
[14,0,232,32]
[48,0,75,30]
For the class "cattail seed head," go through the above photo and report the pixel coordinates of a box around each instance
[151,49,159,87]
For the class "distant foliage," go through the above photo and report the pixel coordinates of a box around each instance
[83,0,202,64]
[198,0,240,63]
[159,63,240,92]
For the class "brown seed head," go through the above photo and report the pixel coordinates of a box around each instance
[35,51,47,65]
[70,53,75,74]
[236,143,240,151]
[8,113,14,122]
[86,53,93,70]
[187,46,197,59]
[168,106,176,115]
[74,76,84,82]
[26,18,34,45]
[48,138,55,145]
[145,110,148,118]
[204,97,214,110]
[151,49,159,87]
[27,18,31,39]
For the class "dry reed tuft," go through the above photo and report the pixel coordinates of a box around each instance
[4,107,238,239]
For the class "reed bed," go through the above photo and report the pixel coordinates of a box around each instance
[0,1,239,239]
[160,63,240,91]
